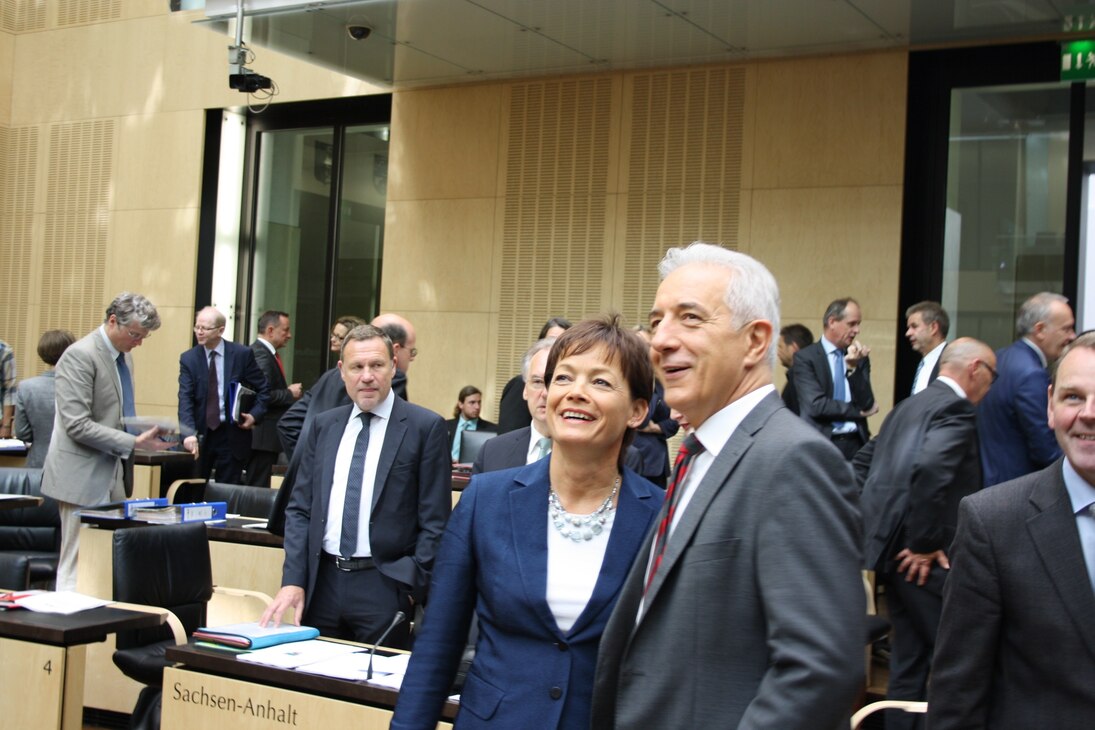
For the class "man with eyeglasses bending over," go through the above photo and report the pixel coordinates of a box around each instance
[178,306,269,484]
[42,292,169,590]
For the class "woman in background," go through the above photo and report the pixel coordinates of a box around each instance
[14,329,75,467]
[391,315,662,729]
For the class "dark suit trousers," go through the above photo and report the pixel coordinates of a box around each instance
[305,560,411,649]
[200,424,245,484]
[882,562,944,730]
[245,449,279,487]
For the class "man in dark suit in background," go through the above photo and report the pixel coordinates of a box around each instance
[371,313,416,401]
[906,301,949,396]
[179,306,269,484]
[778,323,813,416]
[260,324,450,647]
[593,243,863,729]
[793,297,878,459]
[859,338,995,730]
[978,292,1075,486]
[246,310,302,486]
[929,332,1095,729]
[445,385,496,462]
[474,338,555,473]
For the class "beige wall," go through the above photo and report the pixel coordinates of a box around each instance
[387,51,907,426]
[0,0,380,414]
[0,1,906,429]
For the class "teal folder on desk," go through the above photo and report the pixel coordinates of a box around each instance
[192,621,320,650]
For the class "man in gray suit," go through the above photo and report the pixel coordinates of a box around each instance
[41,293,170,590]
[929,331,1095,728]
[592,242,864,729]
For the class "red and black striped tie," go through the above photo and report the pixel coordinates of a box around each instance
[645,433,705,592]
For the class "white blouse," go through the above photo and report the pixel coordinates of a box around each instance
[545,509,616,633]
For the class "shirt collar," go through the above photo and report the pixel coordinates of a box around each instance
[257,337,276,355]
[934,375,967,400]
[821,336,841,356]
[1021,337,1048,368]
[350,387,395,422]
[1063,457,1095,515]
[204,340,226,359]
[457,415,475,427]
[98,325,121,360]
[693,384,777,458]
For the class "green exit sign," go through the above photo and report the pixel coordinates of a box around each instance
[1062,40,1095,80]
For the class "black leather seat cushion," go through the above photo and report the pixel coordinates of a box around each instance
[113,639,174,687]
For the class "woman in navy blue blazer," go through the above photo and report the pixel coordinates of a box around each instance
[391,316,664,729]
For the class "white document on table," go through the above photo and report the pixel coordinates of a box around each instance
[17,591,111,614]
[237,639,361,669]
[296,651,411,683]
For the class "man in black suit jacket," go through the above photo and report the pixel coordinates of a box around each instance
[778,323,813,416]
[179,307,269,484]
[475,338,555,474]
[793,297,878,459]
[905,301,949,396]
[859,338,995,729]
[444,385,496,462]
[929,333,1095,729]
[260,325,450,647]
[247,310,302,486]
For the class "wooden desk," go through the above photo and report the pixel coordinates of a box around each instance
[0,494,43,510]
[0,446,28,468]
[163,642,455,729]
[76,516,286,713]
[0,605,164,730]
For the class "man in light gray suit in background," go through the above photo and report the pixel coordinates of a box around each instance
[592,243,864,729]
[41,293,169,590]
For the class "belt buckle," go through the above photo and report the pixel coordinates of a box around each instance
[334,555,354,572]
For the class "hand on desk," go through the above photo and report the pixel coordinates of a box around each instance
[134,426,170,452]
[182,435,200,459]
[260,585,304,628]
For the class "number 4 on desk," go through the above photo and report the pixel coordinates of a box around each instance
[42,660,51,674]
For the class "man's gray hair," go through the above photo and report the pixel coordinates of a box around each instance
[1016,292,1068,336]
[658,242,780,366]
[105,292,160,330]
[521,337,557,382]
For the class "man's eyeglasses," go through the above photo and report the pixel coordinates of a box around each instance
[123,327,151,342]
[194,325,223,334]
[978,361,999,384]
[526,377,546,391]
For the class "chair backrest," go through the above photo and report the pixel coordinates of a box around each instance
[112,522,213,650]
[459,430,497,463]
[0,467,60,552]
[202,482,279,520]
[850,700,928,728]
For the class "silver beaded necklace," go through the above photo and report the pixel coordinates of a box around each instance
[548,476,621,542]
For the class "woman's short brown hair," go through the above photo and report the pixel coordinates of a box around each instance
[38,329,75,366]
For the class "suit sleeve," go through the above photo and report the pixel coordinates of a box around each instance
[390,482,479,729]
[743,437,865,729]
[793,349,862,423]
[255,346,296,409]
[177,352,198,432]
[848,358,875,412]
[239,347,270,422]
[1012,367,1061,468]
[13,389,31,441]
[281,417,319,590]
[55,346,135,456]
[410,416,453,602]
[278,388,311,457]
[927,499,1001,729]
[905,401,977,553]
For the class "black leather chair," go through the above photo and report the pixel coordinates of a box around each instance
[0,467,60,587]
[112,522,213,730]
[168,480,278,521]
[0,553,30,590]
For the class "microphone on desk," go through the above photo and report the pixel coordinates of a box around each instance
[367,610,407,681]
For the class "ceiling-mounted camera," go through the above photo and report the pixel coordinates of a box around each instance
[347,25,372,41]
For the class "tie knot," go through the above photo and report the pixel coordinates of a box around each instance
[679,433,704,459]
[116,353,125,365]
[358,411,374,426]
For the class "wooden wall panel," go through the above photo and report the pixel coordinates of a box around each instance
[0,124,38,378]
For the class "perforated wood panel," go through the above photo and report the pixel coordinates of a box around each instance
[41,120,113,336]
[56,0,119,26]
[0,0,45,32]
[496,77,613,393]
[621,67,745,326]
[0,125,38,377]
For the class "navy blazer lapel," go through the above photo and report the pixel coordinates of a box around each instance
[568,471,659,638]
[641,392,778,611]
[372,397,408,511]
[1026,463,1095,661]
[508,459,559,636]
